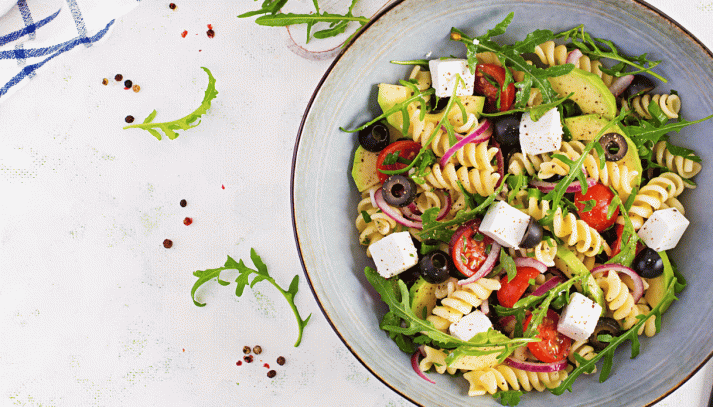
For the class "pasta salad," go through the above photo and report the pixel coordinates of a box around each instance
[347,13,709,405]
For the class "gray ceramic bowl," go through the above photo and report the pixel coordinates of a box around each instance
[292,0,713,405]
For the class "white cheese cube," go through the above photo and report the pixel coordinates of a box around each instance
[448,310,493,341]
[557,292,602,342]
[519,108,563,155]
[369,232,419,279]
[637,208,690,251]
[428,59,475,98]
[480,201,530,248]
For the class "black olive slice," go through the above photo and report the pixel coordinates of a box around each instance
[358,122,390,152]
[419,250,452,284]
[589,317,621,351]
[633,247,664,278]
[519,216,544,249]
[382,174,417,207]
[620,75,656,100]
[599,132,628,162]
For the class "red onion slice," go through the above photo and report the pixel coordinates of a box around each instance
[514,257,548,274]
[411,349,435,384]
[505,357,567,373]
[374,188,423,229]
[458,241,502,285]
[608,74,634,97]
[400,205,423,222]
[591,264,644,303]
[529,177,596,193]
[565,49,583,65]
[439,120,492,167]
[398,191,451,222]
[530,276,564,297]
[480,298,490,316]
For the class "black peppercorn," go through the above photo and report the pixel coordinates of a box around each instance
[124,79,133,89]
[206,29,215,38]
[243,355,254,363]
[253,346,262,355]
[115,74,123,81]
[276,356,285,365]
[267,370,276,378]
[180,199,187,207]
[163,239,173,248]
[169,3,176,9]
[125,115,135,123]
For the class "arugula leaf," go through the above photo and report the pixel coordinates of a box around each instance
[665,141,702,163]
[191,248,311,347]
[500,248,517,281]
[493,390,525,406]
[624,113,713,163]
[124,67,218,140]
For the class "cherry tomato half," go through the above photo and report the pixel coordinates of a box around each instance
[473,64,516,113]
[450,220,494,279]
[375,140,421,184]
[574,183,619,232]
[497,266,541,308]
[610,223,625,258]
[524,309,571,363]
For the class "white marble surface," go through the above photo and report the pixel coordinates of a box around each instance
[1,1,712,406]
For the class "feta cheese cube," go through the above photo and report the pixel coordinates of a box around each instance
[480,201,531,248]
[638,208,690,251]
[448,310,492,341]
[557,292,602,342]
[369,231,419,279]
[428,59,475,98]
[519,108,563,155]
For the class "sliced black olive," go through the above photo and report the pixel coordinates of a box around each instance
[633,247,664,278]
[589,317,621,351]
[399,264,422,288]
[599,132,628,162]
[493,113,522,148]
[620,75,655,100]
[540,173,564,183]
[358,122,390,152]
[432,96,450,112]
[382,174,417,207]
[419,250,452,284]
[519,216,544,249]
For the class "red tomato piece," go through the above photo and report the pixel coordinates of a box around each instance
[610,223,625,257]
[524,309,571,363]
[375,140,421,184]
[473,64,516,112]
[450,221,494,279]
[497,267,540,308]
[574,183,619,232]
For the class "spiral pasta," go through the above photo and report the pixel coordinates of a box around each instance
[450,140,499,169]
[568,340,597,372]
[630,93,681,120]
[533,41,614,86]
[407,99,481,156]
[653,141,702,179]
[355,188,398,256]
[508,238,557,267]
[628,172,685,230]
[463,364,569,396]
[419,345,501,375]
[423,162,501,197]
[427,277,501,332]
[508,151,551,176]
[594,271,657,337]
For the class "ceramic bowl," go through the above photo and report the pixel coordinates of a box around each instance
[292,0,713,405]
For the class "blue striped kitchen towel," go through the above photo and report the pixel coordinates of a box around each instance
[0,0,140,103]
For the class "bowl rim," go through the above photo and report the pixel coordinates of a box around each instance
[290,1,713,405]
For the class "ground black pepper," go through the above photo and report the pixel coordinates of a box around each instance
[163,239,173,248]
[253,346,262,355]
[180,199,187,207]
[115,74,123,81]
[243,346,251,354]
[125,115,135,123]
[267,370,276,378]
[276,356,285,366]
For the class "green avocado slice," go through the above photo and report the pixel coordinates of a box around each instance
[554,246,606,315]
[548,68,617,120]
[409,277,439,320]
[351,146,380,192]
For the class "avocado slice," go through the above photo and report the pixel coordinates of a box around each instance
[351,146,380,192]
[553,246,606,315]
[409,277,439,320]
[644,250,675,313]
[564,114,642,199]
[548,68,617,120]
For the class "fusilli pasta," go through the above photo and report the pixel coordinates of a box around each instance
[463,364,569,395]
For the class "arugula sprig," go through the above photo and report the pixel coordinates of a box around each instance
[123,67,218,140]
[622,112,713,163]
[191,248,311,347]
[554,25,666,82]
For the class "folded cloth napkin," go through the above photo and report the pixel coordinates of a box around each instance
[0,0,139,103]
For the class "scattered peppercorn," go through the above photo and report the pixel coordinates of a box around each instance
[115,74,123,81]
[243,355,254,363]
[183,217,193,226]
[125,115,135,123]
[236,360,242,366]
[243,346,251,354]
[206,29,215,38]
[132,84,141,93]
[101,78,108,85]
[276,356,285,366]
[180,199,187,207]
[124,79,133,89]
[163,239,173,248]
[253,346,262,355]
[267,370,276,378]
[169,2,176,9]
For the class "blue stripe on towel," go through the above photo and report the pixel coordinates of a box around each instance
[65,0,89,46]
[0,8,61,47]
[17,0,37,40]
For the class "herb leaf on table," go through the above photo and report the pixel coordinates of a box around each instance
[191,248,311,347]
[123,67,218,141]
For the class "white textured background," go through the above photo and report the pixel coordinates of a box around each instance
[0,1,712,406]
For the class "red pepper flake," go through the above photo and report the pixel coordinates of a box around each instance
[183,217,193,226]
[236,360,242,366]
[181,30,188,38]
[221,184,225,190]
[206,29,215,38]
[263,363,270,369]
[182,348,185,352]
[207,24,213,29]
